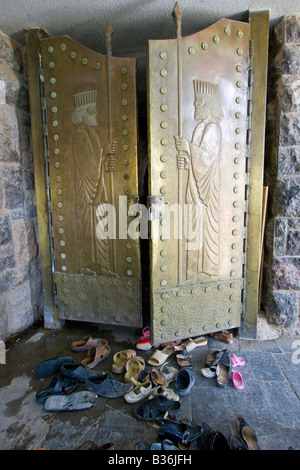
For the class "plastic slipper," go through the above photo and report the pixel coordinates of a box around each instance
[133,396,181,423]
[210,330,233,344]
[124,356,145,383]
[44,391,98,412]
[36,376,78,404]
[181,336,207,352]
[112,349,136,374]
[231,370,244,389]
[236,417,260,450]
[81,340,110,369]
[231,354,245,367]
[156,417,203,444]
[35,356,74,379]
[175,349,192,368]
[71,335,100,352]
[136,326,152,351]
[148,344,175,367]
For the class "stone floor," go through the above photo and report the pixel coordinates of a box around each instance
[0,320,299,451]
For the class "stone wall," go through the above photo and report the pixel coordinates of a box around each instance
[262,15,300,334]
[0,31,43,341]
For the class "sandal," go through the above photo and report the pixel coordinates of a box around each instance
[124,356,145,383]
[111,349,136,374]
[144,369,168,387]
[205,349,227,367]
[136,326,152,351]
[210,330,233,344]
[181,336,207,352]
[216,350,231,387]
[133,396,181,423]
[148,344,175,367]
[175,349,192,368]
[81,339,110,369]
[71,335,100,352]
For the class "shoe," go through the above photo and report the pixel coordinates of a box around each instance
[160,362,179,384]
[143,368,168,387]
[61,363,103,382]
[35,356,74,378]
[80,339,110,369]
[174,368,195,396]
[236,417,260,450]
[44,391,98,412]
[210,330,233,344]
[136,326,152,351]
[181,336,207,352]
[133,396,181,423]
[36,376,78,404]
[85,373,134,398]
[205,349,227,367]
[156,417,203,444]
[124,356,145,383]
[216,350,231,387]
[231,354,245,367]
[175,349,192,368]
[196,422,231,450]
[71,335,101,352]
[150,385,179,401]
[111,349,136,374]
[148,344,176,367]
[124,379,152,403]
[231,370,244,389]
[229,435,249,450]
[201,365,218,378]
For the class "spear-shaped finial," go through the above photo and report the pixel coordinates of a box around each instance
[104,21,113,56]
[172,2,183,38]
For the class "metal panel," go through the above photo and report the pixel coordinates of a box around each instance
[148,11,251,344]
[37,32,141,327]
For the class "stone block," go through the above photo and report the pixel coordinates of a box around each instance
[282,46,300,75]
[0,213,11,245]
[0,242,15,270]
[11,219,37,264]
[278,146,300,176]
[288,217,300,229]
[274,16,300,46]
[267,290,299,328]
[281,75,300,113]
[0,64,29,110]
[0,269,18,294]
[286,229,300,256]
[274,217,288,256]
[0,104,21,162]
[6,282,35,337]
[279,114,300,147]
[271,257,300,290]
[0,33,24,73]
[2,167,23,209]
[274,178,300,218]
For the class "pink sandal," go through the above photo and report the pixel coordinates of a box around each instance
[231,370,244,389]
[230,354,245,367]
[136,326,152,351]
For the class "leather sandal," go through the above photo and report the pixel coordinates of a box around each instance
[111,349,136,374]
[144,368,168,387]
[124,356,145,383]
[210,330,233,344]
[81,339,110,369]
[71,335,100,352]
[175,349,192,368]
[148,344,175,367]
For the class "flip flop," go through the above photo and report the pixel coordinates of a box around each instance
[236,417,260,450]
[44,391,98,412]
[81,339,110,369]
[148,344,175,367]
[124,356,145,383]
[71,335,100,352]
[181,336,207,352]
[111,349,136,374]
[36,376,78,404]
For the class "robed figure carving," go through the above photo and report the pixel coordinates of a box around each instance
[71,90,116,276]
[175,80,222,283]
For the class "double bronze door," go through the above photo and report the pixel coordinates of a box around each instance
[26,9,268,343]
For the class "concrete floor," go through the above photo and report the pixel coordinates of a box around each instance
[0,320,299,451]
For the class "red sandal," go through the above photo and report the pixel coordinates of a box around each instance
[136,326,152,351]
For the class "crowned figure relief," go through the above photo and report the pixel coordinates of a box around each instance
[174,80,222,283]
[71,90,116,276]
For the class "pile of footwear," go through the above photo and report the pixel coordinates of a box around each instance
[201,349,245,389]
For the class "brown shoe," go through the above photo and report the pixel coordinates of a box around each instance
[210,330,233,344]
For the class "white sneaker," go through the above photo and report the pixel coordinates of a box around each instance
[124,380,152,403]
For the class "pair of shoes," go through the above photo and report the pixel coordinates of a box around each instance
[86,373,134,398]
[156,417,203,444]
[174,368,195,396]
[216,350,232,387]
[210,330,233,344]
[77,440,116,450]
[135,439,179,450]
[80,339,110,369]
[136,326,152,350]
[124,378,152,403]
[133,396,181,423]
[35,356,74,379]
[112,349,145,382]
[36,376,78,404]
[236,417,260,450]
[201,364,218,378]
[150,385,179,401]
[71,335,100,352]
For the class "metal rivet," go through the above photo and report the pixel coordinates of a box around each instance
[161,138,168,146]
[161,293,169,299]
[228,320,233,326]
[160,234,167,241]
[160,68,167,77]
[160,51,167,59]
[123,144,129,151]
[124,174,130,181]
[121,67,128,75]
[235,128,241,135]
[236,65,242,72]
[123,159,129,166]
[48,46,54,53]
[58,215,63,221]
[56,175,61,181]
[175,331,180,337]
[160,171,167,179]
[52,120,58,127]
[231,257,237,263]
[61,253,66,259]
[59,228,64,234]
[62,265,67,271]
[235,143,241,149]
[122,114,128,121]
[235,112,241,119]
[160,87,167,95]
[161,306,167,313]
[128,281,133,287]
[121,83,128,91]
[205,287,209,292]
[218,284,222,290]
[228,308,233,313]
[55,162,60,168]
[230,282,236,288]
[233,201,238,208]
[60,43,66,51]
[234,172,240,179]
[160,187,167,195]
[52,106,57,113]
[234,157,240,164]
[160,250,167,257]
[121,98,128,106]
[70,52,77,59]
[122,129,129,136]
[224,27,231,35]
[232,229,238,236]
[232,216,239,222]
[160,155,167,162]
[60,240,65,247]
[50,77,56,84]
[161,280,167,286]
[124,188,130,195]
[161,320,166,326]
[216,323,221,328]
[229,295,233,301]
[232,243,237,249]
[58,202,63,208]
[53,134,59,141]
[203,325,208,330]
[51,92,57,99]
[213,35,220,44]
[160,121,168,129]
[49,61,55,68]
[189,328,194,334]
[233,187,238,193]
[236,96,241,104]
[230,271,236,277]
[237,30,244,38]
[127,269,133,276]
[126,243,132,249]
[201,42,208,50]
[127,257,132,263]
[56,188,62,195]
[94,62,101,70]
[160,265,167,272]
[237,48,243,56]
[236,81,242,88]
[82,58,88,66]
[160,104,168,112]
[188,47,195,54]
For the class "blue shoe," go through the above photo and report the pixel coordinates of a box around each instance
[85,373,134,398]
[133,396,181,423]
[35,356,74,378]
[36,376,78,404]
[156,417,203,444]
[60,363,103,382]
[44,391,98,412]
[174,368,195,396]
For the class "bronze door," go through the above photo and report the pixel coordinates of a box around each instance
[27,29,142,327]
[148,11,252,344]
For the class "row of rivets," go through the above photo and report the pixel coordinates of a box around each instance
[186,27,244,55]
[48,43,101,70]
